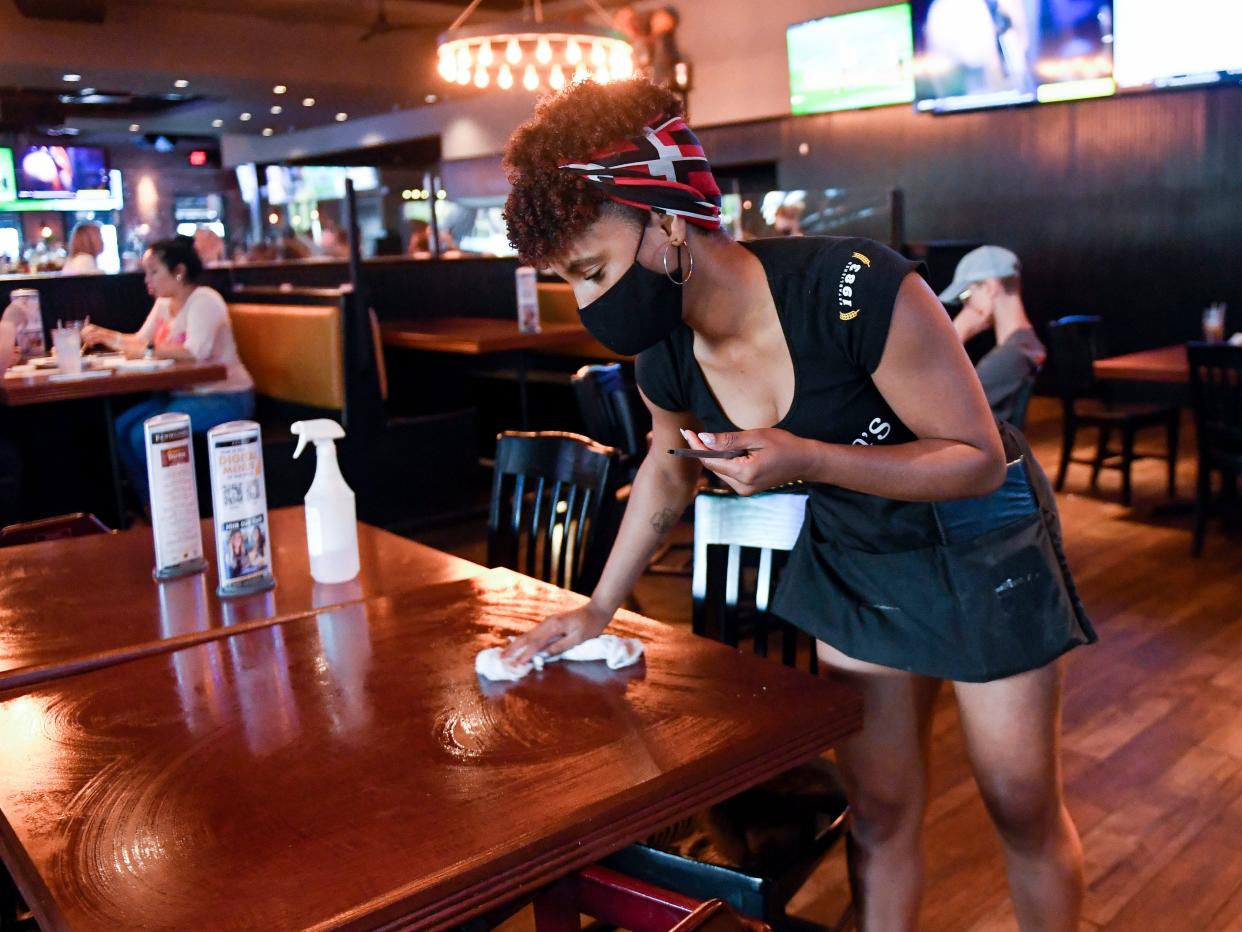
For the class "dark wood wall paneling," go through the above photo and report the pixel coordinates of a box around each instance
[759,86,1242,354]
[1,256,521,335]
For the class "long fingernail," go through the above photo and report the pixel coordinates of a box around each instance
[679,428,691,440]
[698,432,715,445]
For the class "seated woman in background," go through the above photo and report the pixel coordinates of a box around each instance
[407,221,461,259]
[82,235,254,504]
[61,222,103,275]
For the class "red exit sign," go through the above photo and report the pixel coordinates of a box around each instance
[188,150,209,167]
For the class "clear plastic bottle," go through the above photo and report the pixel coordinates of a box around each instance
[291,419,360,584]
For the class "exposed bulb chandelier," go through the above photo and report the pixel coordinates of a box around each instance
[437,0,634,91]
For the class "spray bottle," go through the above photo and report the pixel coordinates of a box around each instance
[291,418,359,584]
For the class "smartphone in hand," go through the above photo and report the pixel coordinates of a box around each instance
[668,448,749,459]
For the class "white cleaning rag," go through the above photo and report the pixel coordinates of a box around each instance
[475,634,644,683]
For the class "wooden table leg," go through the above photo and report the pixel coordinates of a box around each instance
[101,396,128,529]
[517,350,530,430]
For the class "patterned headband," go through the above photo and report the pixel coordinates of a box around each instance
[559,115,722,230]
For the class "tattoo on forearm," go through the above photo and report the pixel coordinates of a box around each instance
[650,507,679,536]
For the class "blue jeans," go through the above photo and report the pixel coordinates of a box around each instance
[116,391,255,505]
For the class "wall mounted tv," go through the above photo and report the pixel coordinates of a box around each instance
[787,4,915,114]
[1113,0,1242,91]
[16,145,111,199]
[0,149,123,212]
[912,0,1116,112]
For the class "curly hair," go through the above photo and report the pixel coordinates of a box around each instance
[503,78,683,267]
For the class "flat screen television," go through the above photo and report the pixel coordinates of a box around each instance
[787,4,915,114]
[912,0,1116,112]
[16,145,110,199]
[1113,0,1242,90]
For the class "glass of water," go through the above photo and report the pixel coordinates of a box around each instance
[52,323,83,374]
[1202,303,1227,343]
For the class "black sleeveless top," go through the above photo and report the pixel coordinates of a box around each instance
[636,236,1095,681]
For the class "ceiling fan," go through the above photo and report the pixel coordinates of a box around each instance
[359,0,420,42]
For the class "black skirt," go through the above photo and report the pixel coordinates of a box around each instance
[771,425,1096,683]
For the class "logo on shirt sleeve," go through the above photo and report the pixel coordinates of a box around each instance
[838,252,871,321]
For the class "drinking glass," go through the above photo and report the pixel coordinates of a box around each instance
[52,324,83,374]
[1202,303,1226,343]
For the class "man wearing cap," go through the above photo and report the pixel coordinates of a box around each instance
[942,245,1046,425]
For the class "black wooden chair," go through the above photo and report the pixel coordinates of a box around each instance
[0,512,113,548]
[571,362,647,480]
[605,488,850,931]
[1047,316,1179,505]
[1187,343,1242,556]
[487,430,621,595]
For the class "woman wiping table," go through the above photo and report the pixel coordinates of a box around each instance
[500,78,1095,932]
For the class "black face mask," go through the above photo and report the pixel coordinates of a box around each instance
[578,227,684,356]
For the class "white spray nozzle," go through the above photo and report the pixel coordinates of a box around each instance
[291,418,346,459]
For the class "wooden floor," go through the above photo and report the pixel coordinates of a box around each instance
[414,396,1242,931]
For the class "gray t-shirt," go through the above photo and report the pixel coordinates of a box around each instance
[976,327,1045,424]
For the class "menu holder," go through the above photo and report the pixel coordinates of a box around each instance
[207,420,276,598]
[144,412,208,580]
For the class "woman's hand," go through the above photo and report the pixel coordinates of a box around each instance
[680,427,814,496]
[80,323,114,350]
[501,602,614,666]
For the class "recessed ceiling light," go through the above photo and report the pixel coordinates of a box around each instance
[211,118,224,128]
[128,124,140,132]
[80,87,96,96]
[262,127,274,136]
[302,97,315,107]
[270,105,282,114]
[173,79,189,88]
[335,112,347,122]
[425,94,438,104]
[63,73,81,82]
[273,84,287,94]
[240,112,252,121]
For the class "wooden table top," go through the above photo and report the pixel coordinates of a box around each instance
[1093,344,1188,384]
[381,317,590,355]
[0,569,861,932]
[0,360,228,406]
[0,507,480,690]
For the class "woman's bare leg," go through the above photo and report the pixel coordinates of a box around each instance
[817,641,941,932]
[953,660,1083,932]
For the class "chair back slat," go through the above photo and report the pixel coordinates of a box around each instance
[488,431,620,595]
[1188,343,1242,455]
[1047,316,1103,399]
[691,490,812,673]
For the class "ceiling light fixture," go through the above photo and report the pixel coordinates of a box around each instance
[63,73,81,82]
[335,112,348,121]
[302,97,315,107]
[271,105,283,114]
[174,78,189,88]
[240,112,252,121]
[128,123,140,132]
[262,127,274,136]
[273,84,287,94]
[435,0,632,92]
[211,119,224,128]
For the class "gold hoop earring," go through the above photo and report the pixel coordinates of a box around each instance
[661,241,694,285]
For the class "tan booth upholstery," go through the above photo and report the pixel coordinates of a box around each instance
[228,302,345,411]
[536,282,624,361]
